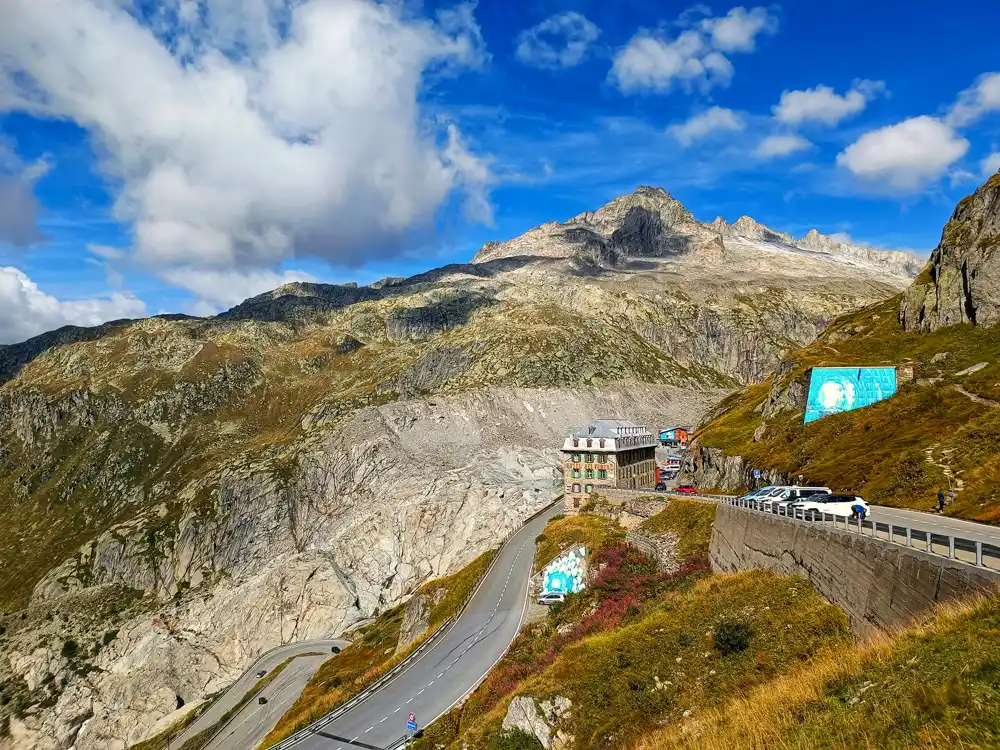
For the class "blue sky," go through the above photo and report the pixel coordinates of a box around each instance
[1,0,999,343]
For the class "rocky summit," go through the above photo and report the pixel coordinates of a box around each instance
[0,186,916,748]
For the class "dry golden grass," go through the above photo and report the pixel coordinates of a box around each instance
[634,593,1000,750]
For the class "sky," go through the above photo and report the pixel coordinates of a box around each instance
[1,0,999,344]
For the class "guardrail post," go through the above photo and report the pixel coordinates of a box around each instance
[926,533,932,553]
[906,527,912,548]
[888,524,894,544]
[976,541,984,567]
[948,536,956,560]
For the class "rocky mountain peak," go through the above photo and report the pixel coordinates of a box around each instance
[901,173,1000,331]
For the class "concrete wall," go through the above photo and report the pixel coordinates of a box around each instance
[711,503,1000,637]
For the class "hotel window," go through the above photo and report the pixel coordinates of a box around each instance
[598,470,607,480]
[599,438,605,448]
[585,469,594,479]
[573,454,581,462]
[573,439,579,448]
[573,484,581,494]
[573,470,581,479]
[586,438,592,448]
[585,484,594,494]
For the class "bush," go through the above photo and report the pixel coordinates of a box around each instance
[714,620,753,655]
[488,729,544,750]
[61,639,78,659]
[102,630,118,646]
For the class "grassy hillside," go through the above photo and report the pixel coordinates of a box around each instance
[414,501,850,750]
[696,296,1000,522]
[637,593,1000,750]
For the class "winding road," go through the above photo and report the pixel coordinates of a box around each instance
[284,501,564,750]
[169,638,349,750]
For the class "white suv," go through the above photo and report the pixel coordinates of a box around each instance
[759,486,831,511]
[791,494,870,520]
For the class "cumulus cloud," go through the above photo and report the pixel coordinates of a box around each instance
[161,267,318,316]
[610,5,777,94]
[0,0,493,280]
[773,79,886,126]
[836,116,969,191]
[983,152,1000,177]
[667,107,745,146]
[755,134,812,158]
[0,144,49,247]
[515,12,600,69]
[0,266,147,344]
[947,72,1000,127]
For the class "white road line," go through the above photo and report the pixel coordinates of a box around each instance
[406,698,414,704]
[437,672,444,679]
[428,680,435,686]
[394,707,402,713]
[380,717,388,723]
[365,726,373,733]
[351,738,359,743]
[417,689,424,695]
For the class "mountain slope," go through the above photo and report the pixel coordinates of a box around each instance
[0,185,912,748]
[687,175,1000,522]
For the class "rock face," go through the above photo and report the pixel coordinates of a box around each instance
[501,695,573,749]
[902,174,1000,331]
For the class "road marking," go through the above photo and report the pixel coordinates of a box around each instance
[394,707,402,713]
[428,680,435,686]
[437,672,444,678]
[351,738,359,743]
[365,726,373,733]
[417,689,424,695]
[406,698,414,704]
[380,716,387,723]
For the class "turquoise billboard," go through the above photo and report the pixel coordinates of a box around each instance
[804,367,897,424]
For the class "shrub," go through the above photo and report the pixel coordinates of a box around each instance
[488,729,544,750]
[102,630,118,646]
[714,620,753,655]
[60,639,78,659]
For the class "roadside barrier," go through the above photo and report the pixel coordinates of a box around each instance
[267,494,564,750]
[719,494,1000,571]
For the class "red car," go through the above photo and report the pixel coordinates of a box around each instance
[674,485,698,495]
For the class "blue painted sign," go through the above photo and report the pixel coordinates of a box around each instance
[542,547,586,596]
[407,720,418,731]
[753,469,761,479]
[804,367,897,424]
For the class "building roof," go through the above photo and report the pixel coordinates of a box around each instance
[569,419,653,439]
[659,426,691,433]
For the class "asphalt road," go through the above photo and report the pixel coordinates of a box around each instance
[169,638,349,750]
[867,503,1000,547]
[291,502,565,750]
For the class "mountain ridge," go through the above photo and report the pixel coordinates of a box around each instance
[471,185,921,278]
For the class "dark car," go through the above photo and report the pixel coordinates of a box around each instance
[331,645,341,654]
[256,669,266,678]
[258,696,268,705]
[655,481,667,492]
[675,485,698,495]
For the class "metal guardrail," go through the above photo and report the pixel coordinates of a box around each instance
[718,494,1000,572]
[266,494,564,750]
[601,488,1000,572]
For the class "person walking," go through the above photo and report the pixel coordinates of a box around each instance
[948,488,956,505]
[937,488,946,513]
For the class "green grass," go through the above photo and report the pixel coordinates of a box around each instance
[639,592,1000,750]
[696,296,1000,522]
[260,550,495,748]
[638,499,717,561]
[533,514,626,573]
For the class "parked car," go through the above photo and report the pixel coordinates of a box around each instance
[331,645,341,654]
[749,486,789,509]
[791,494,870,520]
[537,591,566,606]
[256,669,266,678]
[655,481,667,492]
[674,485,698,495]
[738,486,777,503]
[258,696,268,705]
[759,486,830,511]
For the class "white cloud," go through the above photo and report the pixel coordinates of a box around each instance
[0,266,147,344]
[837,116,969,191]
[161,267,318,316]
[610,5,777,94]
[0,0,492,280]
[667,107,745,146]
[982,152,1000,177]
[755,134,812,158]
[515,12,600,69]
[773,79,886,126]
[947,72,1000,127]
[700,6,779,53]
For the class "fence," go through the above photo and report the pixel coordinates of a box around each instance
[267,494,564,750]
[719,494,1000,571]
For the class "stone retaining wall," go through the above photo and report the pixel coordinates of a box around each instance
[710,503,1000,637]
